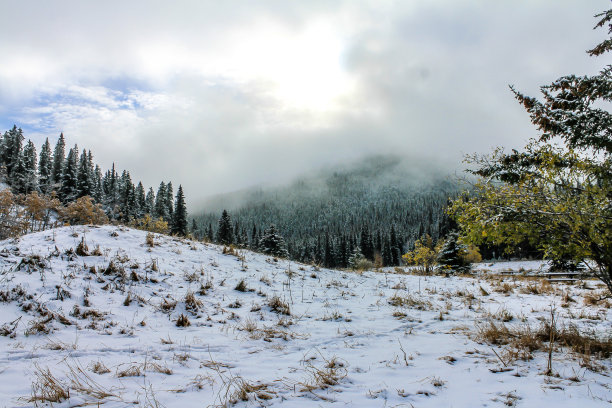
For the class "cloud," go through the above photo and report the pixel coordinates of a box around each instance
[0,0,608,207]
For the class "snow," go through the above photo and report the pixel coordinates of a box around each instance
[0,226,610,407]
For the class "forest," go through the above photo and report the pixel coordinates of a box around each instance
[0,128,188,238]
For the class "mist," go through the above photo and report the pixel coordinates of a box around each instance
[0,0,608,206]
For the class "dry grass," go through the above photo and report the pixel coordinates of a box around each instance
[267,295,291,315]
[184,291,202,313]
[90,360,111,375]
[176,313,191,327]
[388,293,431,310]
[234,279,248,292]
[28,365,70,405]
[299,355,348,393]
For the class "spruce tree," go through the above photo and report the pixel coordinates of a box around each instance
[155,182,168,220]
[217,210,233,245]
[171,185,188,236]
[135,182,146,218]
[165,181,174,220]
[38,138,52,193]
[51,133,65,185]
[77,148,93,198]
[22,140,38,193]
[145,187,156,215]
[59,147,78,202]
[436,232,469,273]
[260,225,288,258]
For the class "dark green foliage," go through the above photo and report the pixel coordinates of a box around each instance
[59,147,78,202]
[0,127,188,231]
[436,232,469,273]
[260,225,288,258]
[51,133,65,185]
[171,185,188,236]
[38,138,52,193]
[193,156,460,267]
[217,210,233,245]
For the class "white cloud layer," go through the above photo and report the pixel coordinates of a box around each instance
[0,0,608,207]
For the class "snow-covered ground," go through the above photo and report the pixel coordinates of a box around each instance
[0,226,609,407]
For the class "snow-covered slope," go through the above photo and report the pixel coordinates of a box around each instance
[0,226,609,407]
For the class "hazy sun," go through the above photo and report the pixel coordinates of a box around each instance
[231,21,354,112]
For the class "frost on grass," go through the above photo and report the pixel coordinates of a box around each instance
[0,226,609,407]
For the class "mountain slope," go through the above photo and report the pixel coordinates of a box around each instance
[0,226,610,407]
[193,156,462,265]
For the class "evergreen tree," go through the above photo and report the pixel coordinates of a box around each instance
[59,147,78,202]
[259,225,288,257]
[217,209,233,245]
[436,232,470,273]
[145,187,156,215]
[6,126,24,180]
[77,148,93,198]
[348,246,365,269]
[154,182,168,220]
[38,138,52,193]
[360,225,374,260]
[21,140,38,193]
[207,223,214,242]
[171,185,188,236]
[165,181,174,220]
[51,133,65,185]
[135,182,146,218]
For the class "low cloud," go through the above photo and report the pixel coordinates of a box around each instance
[0,0,607,206]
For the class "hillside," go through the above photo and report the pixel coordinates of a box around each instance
[0,226,610,407]
[192,156,463,265]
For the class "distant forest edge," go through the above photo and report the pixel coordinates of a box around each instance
[0,125,188,237]
[191,156,472,268]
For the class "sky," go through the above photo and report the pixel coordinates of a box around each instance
[0,0,608,208]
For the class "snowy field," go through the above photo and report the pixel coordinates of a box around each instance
[0,226,610,407]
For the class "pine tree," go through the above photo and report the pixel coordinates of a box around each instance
[217,210,233,245]
[135,182,146,219]
[51,133,65,186]
[59,147,78,202]
[207,223,214,242]
[259,225,288,257]
[21,140,38,193]
[77,148,93,198]
[145,187,155,215]
[165,182,174,221]
[436,232,469,273]
[360,225,374,260]
[171,185,188,236]
[348,246,365,269]
[154,182,168,220]
[6,126,24,180]
[38,138,52,193]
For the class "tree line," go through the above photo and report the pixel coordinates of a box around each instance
[0,127,188,236]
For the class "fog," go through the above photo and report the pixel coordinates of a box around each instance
[0,0,607,207]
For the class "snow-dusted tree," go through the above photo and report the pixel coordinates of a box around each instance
[259,224,288,258]
[77,149,93,198]
[436,232,471,273]
[217,209,233,245]
[59,147,78,203]
[145,187,155,215]
[154,182,168,220]
[38,138,52,193]
[171,185,188,236]
[348,246,365,269]
[51,133,65,186]
[451,8,612,293]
